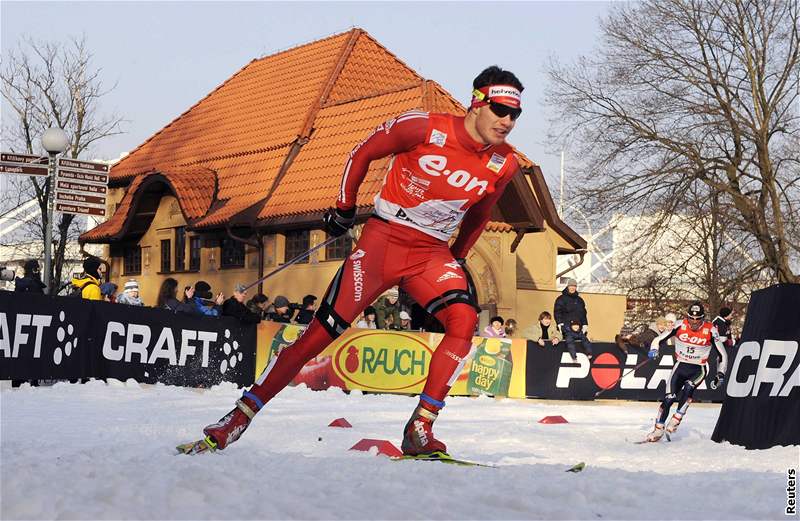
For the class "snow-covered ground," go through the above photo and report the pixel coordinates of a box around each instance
[1,381,796,520]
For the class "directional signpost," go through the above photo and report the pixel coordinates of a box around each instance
[1,135,111,292]
[0,153,49,176]
[55,157,109,217]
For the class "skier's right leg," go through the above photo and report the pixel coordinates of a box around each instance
[203,221,398,450]
[647,362,683,441]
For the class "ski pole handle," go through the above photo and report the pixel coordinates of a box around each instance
[594,357,653,398]
[241,230,351,293]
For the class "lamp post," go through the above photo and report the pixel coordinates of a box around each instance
[40,127,69,293]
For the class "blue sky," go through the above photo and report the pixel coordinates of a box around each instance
[1,1,612,190]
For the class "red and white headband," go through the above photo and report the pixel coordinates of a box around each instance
[471,84,522,109]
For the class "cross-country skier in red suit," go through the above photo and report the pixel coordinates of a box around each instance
[201,66,525,456]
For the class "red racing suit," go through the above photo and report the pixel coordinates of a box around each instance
[248,111,521,409]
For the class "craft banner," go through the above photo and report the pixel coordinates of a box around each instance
[712,284,800,449]
[255,322,527,398]
[0,292,256,387]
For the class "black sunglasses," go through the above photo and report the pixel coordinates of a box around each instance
[488,101,522,121]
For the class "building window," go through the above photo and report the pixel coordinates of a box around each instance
[284,230,310,264]
[220,237,245,268]
[123,245,141,275]
[160,239,171,273]
[174,226,186,271]
[325,234,353,260]
[189,236,201,271]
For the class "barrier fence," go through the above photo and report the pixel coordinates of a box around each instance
[2,291,728,402]
[0,292,255,387]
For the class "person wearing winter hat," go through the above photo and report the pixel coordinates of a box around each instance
[116,279,144,306]
[266,295,294,323]
[356,306,378,329]
[222,282,261,324]
[190,280,222,316]
[375,287,402,329]
[71,256,103,300]
[398,310,412,330]
[14,259,45,294]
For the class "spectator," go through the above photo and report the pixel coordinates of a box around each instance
[100,282,118,303]
[665,312,677,329]
[294,294,317,325]
[191,280,223,317]
[356,306,378,329]
[504,318,518,337]
[267,295,294,323]
[246,294,270,320]
[554,278,589,338]
[398,310,412,330]
[14,259,45,293]
[116,279,145,306]
[616,317,669,355]
[527,311,561,347]
[157,278,193,313]
[222,283,262,324]
[375,287,402,329]
[712,307,735,349]
[483,316,507,338]
[565,319,593,361]
[71,256,103,300]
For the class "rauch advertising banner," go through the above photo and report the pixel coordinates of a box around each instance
[255,322,527,398]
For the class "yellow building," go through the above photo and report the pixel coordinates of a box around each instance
[81,29,625,340]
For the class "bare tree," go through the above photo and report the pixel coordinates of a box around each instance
[1,35,124,292]
[612,183,769,329]
[547,0,800,285]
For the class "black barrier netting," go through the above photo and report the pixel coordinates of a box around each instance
[711,283,800,449]
[0,291,256,387]
[524,340,724,402]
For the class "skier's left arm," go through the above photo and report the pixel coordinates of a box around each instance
[450,158,520,259]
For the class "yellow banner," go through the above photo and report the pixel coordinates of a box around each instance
[255,322,526,398]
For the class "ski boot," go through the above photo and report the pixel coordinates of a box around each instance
[401,404,448,456]
[645,422,665,442]
[203,393,262,450]
[666,412,683,434]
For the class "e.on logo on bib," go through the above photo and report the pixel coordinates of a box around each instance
[331,332,433,392]
[417,155,488,195]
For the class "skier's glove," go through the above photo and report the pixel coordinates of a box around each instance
[647,348,659,360]
[709,372,725,390]
[323,207,355,237]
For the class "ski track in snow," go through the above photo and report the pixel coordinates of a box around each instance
[1,380,796,520]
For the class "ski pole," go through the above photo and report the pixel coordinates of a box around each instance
[241,230,351,293]
[594,357,654,398]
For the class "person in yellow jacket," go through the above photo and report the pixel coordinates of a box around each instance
[71,257,103,300]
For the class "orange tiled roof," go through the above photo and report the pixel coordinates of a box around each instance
[82,28,550,245]
[82,168,216,242]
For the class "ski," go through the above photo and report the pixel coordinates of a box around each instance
[175,436,217,455]
[391,450,495,468]
[566,461,586,473]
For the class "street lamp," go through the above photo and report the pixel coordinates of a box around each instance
[41,127,69,293]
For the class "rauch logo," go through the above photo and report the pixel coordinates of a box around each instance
[332,332,433,391]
